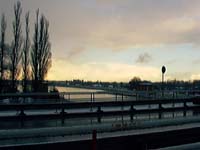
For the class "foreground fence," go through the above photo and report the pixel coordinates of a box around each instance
[0,96,199,124]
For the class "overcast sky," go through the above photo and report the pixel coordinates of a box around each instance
[1,0,200,82]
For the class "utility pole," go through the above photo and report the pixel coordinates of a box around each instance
[162,66,166,98]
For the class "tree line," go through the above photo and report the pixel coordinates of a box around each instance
[0,1,52,93]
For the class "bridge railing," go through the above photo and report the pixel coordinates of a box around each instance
[0,91,137,104]
[0,97,199,125]
[0,90,196,104]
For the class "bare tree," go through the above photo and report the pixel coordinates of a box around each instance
[11,1,22,92]
[31,9,39,92]
[38,15,51,81]
[22,12,30,92]
[0,14,7,80]
[31,10,51,92]
[0,14,7,92]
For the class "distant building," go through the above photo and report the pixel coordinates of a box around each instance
[136,82,153,91]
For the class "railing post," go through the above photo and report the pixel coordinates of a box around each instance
[90,93,93,112]
[148,103,151,119]
[121,94,124,124]
[97,106,103,123]
[60,105,67,115]
[158,103,162,119]
[159,103,162,109]
[93,93,95,102]
[172,104,175,118]
[183,100,187,117]
[19,106,26,117]
[18,106,26,128]
[60,105,67,125]
[130,105,135,121]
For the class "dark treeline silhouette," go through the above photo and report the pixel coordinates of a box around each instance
[62,78,200,91]
[0,1,51,93]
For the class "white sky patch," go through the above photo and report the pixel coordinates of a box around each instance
[191,74,200,80]
[47,59,160,82]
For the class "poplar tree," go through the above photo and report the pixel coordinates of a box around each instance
[10,1,22,92]
[22,12,30,92]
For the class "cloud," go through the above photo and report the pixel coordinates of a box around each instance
[136,52,152,64]
[2,0,200,54]
[66,47,85,60]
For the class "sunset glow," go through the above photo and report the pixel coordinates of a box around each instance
[1,0,200,82]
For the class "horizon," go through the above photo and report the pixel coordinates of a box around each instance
[1,0,200,82]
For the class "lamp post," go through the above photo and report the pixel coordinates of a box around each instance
[162,66,166,98]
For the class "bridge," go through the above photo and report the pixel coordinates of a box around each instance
[0,92,200,149]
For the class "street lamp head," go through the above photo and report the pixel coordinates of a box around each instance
[162,66,166,74]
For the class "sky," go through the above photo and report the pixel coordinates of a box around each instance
[1,0,200,82]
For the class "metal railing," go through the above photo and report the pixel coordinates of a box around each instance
[0,97,198,124]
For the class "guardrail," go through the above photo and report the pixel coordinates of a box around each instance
[0,97,199,126]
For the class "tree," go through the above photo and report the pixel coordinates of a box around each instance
[31,9,39,92]
[31,10,51,92]
[10,1,22,92]
[22,12,30,92]
[0,14,7,92]
[129,77,141,90]
[38,15,51,81]
[0,14,7,80]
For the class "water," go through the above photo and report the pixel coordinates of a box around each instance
[56,86,136,102]
[56,87,102,93]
